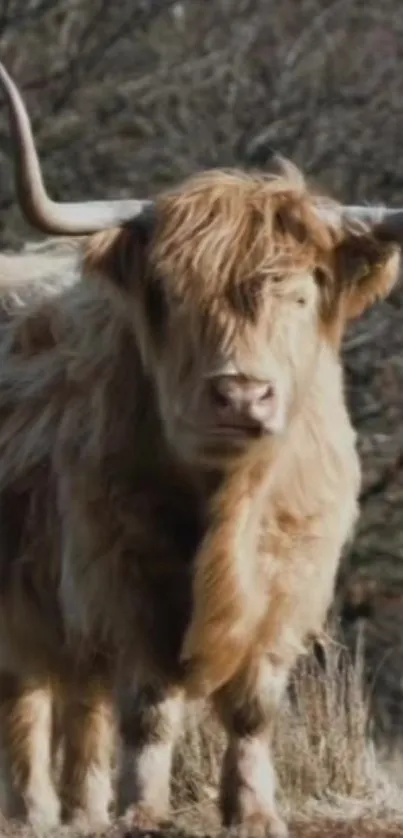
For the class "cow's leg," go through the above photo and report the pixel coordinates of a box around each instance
[214,655,289,838]
[0,671,60,830]
[117,682,184,827]
[0,755,21,822]
[0,673,24,821]
[59,679,114,831]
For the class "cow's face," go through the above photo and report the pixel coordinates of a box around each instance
[85,167,400,467]
[146,261,325,466]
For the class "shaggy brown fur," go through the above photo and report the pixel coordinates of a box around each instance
[0,163,399,838]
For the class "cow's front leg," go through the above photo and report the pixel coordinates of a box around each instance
[59,678,114,832]
[117,681,184,828]
[213,654,289,838]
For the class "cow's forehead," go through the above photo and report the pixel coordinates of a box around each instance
[151,174,336,303]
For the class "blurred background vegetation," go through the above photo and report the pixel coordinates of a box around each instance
[1,1,403,238]
[1,0,403,750]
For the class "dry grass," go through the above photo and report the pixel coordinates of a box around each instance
[167,639,403,836]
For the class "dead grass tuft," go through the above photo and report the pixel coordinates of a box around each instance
[275,640,374,808]
[171,636,402,826]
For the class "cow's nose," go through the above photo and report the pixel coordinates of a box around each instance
[209,375,276,425]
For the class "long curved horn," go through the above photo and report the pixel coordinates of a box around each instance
[0,62,154,235]
[317,201,403,242]
[341,206,403,241]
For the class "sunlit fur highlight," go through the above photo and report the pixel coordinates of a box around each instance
[149,165,338,347]
[152,165,335,292]
[0,163,399,836]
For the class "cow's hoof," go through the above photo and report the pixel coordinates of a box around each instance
[119,804,171,836]
[225,811,289,838]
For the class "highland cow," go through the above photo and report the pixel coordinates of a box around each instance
[0,62,402,838]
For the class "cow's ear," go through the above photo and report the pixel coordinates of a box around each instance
[83,217,153,297]
[335,232,400,320]
[83,218,169,340]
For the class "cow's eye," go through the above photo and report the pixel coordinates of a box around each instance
[227,275,265,320]
[296,297,306,306]
[248,275,266,296]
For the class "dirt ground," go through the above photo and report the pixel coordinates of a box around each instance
[2,816,403,838]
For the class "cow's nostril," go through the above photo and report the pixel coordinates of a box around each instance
[261,383,275,402]
[210,377,276,411]
[209,380,230,409]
